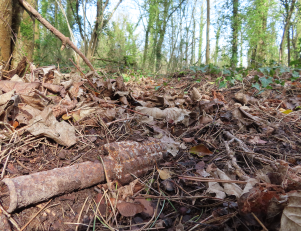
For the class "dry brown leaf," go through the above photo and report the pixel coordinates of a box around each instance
[116,201,144,217]
[190,144,213,157]
[0,90,15,105]
[191,87,202,101]
[280,191,301,231]
[199,115,213,124]
[136,106,190,124]
[207,181,226,199]
[69,81,84,98]
[158,169,172,180]
[0,81,40,94]
[52,99,77,118]
[26,106,77,146]
[234,92,256,105]
[182,137,195,143]
[16,104,41,125]
[20,94,45,111]
[134,198,156,217]
[42,83,66,97]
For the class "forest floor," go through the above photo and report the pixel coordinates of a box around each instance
[0,60,301,231]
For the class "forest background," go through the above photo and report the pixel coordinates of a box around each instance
[0,0,300,75]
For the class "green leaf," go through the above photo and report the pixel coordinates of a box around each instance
[219,79,227,89]
[275,79,285,86]
[252,82,261,91]
[260,77,273,88]
[190,66,196,73]
[235,74,243,81]
[155,86,161,90]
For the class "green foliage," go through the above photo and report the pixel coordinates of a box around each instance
[20,19,34,39]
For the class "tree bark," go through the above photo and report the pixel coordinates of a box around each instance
[18,0,95,71]
[198,2,204,64]
[287,25,291,65]
[205,0,210,65]
[12,0,36,67]
[279,0,296,62]
[231,0,238,68]
[0,0,13,63]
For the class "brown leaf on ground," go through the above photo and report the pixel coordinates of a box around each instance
[158,169,172,180]
[52,99,77,118]
[42,83,66,97]
[199,99,224,114]
[191,87,202,102]
[69,81,84,98]
[182,137,195,143]
[26,106,77,146]
[0,81,40,94]
[190,144,213,157]
[0,90,15,105]
[134,198,156,217]
[7,56,27,78]
[280,191,301,231]
[116,201,144,217]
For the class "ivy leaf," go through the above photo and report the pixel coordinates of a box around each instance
[290,71,300,81]
[252,82,261,91]
[219,79,227,89]
[199,67,207,73]
[190,66,196,73]
[260,77,273,88]
[235,74,243,81]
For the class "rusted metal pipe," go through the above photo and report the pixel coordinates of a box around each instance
[1,161,105,213]
[1,141,166,213]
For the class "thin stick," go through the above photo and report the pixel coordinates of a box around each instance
[75,197,89,231]
[1,152,11,179]
[69,58,98,91]
[0,204,21,230]
[179,176,247,184]
[18,0,95,71]
[20,199,52,231]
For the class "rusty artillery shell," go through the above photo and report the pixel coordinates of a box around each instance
[2,161,105,213]
[101,141,167,185]
[1,141,167,213]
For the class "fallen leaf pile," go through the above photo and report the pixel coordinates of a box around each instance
[0,59,301,230]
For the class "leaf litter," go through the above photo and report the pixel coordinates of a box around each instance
[0,61,301,230]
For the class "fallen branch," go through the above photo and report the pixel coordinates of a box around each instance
[18,0,95,72]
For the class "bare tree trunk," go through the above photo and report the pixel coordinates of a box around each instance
[12,0,36,67]
[191,17,195,64]
[231,0,238,68]
[287,25,291,65]
[0,0,13,64]
[279,0,296,62]
[205,0,210,65]
[198,2,204,64]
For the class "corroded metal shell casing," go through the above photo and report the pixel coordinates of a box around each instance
[2,161,105,213]
[101,141,167,185]
[1,141,166,213]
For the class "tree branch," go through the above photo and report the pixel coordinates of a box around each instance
[18,0,96,71]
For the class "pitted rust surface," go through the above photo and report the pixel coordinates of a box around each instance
[1,141,167,213]
[101,141,167,185]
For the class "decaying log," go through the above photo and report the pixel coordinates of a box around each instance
[1,141,167,213]
[18,0,95,72]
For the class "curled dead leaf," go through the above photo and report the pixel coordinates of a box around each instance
[190,144,213,157]
[158,169,172,180]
